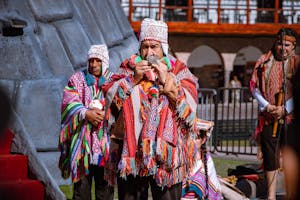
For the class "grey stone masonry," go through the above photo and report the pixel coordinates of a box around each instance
[53,19,92,69]
[86,0,123,47]
[36,22,74,77]
[0,33,53,80]
[28,0,73,23]
[0,0,138,199]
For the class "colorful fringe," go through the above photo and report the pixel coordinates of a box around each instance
[103,54,199,187]
[118,157,138,179]
[59,71,110,183]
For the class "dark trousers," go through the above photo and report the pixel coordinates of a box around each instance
[260,121,293,171]
[73,165,114,200]
[117,174,182,200]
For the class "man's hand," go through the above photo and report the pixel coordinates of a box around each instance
[257,146,263,160]
[151,61,168,85]
[267,104,285,119]
[85,108,105,126]
[269,106,285,119]
[266,104,277,113]
[133,60,151,84]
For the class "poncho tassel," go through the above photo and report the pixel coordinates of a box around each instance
[156,140,175,169]
[187,137,198,171]
[118,157,137,179]
[155,166,185,188]
[142,139,157,176]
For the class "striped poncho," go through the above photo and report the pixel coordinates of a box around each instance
[58,70,111,183]
[249,51,299,138]
[103,54,199,187]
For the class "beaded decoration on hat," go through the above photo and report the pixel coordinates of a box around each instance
[139,18,169,55]
[88,44,109,75]
[196,118,214,138]
[139,18,168,44]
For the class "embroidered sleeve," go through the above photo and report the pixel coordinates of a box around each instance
[175,87,197,129]
[249,63,259,94]
[59,76,88,176]
[162,73,179,103]
[61,77,88,130]
[166,61,198,130]
[253,88,269,111]
[110,74,136,110]
[249,53,268,94]
[286,98,293,114]
[168,72,198,129]
[249,55,271,112]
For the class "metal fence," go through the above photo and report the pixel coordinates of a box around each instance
[197,87,258,155]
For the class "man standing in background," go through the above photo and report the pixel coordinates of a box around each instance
[250,28,299,200]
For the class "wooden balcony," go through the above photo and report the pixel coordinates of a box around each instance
[122,0,300,36]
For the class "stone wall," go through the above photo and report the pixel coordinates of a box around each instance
[0,0,138,191]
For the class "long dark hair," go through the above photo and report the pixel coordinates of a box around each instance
[201,140,209,199]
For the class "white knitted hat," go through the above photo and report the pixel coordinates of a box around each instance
[139,18,169,55]
[88,44,109,75]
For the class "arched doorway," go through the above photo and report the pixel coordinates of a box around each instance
[233,46,263,87]
[232,46,263,101]
[187,45,224,89]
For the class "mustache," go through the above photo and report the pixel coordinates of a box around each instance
[146,54,160,65]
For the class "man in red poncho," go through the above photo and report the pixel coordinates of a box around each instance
[103,18,199,200]
[250,28,299,200]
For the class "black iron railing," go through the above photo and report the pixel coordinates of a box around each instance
[198,87,258,155]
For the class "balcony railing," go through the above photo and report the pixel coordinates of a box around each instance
[121,0,300,35]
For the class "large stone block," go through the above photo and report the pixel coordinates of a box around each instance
[70,0,105,44]
[87,0,123,47]
[108,0,134,39]
[108,36,139,72]
[14,77,67,149]
[28,0,73,22]
[110,46,127,67]
[36,22,74,77]
[108,50,123,73]
[121,35,139,58]
[0,33,53,80]
[54,19,91,69]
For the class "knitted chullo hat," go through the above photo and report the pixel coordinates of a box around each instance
[139,18,169,55]
[88,44,109,75]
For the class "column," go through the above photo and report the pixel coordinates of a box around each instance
[221,53,236,103]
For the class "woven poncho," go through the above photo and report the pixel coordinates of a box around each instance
[103,54,199,187]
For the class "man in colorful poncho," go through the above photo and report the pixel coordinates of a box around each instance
[103,18,199,200]
[59,45,114,200]
[250,28,299,200]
